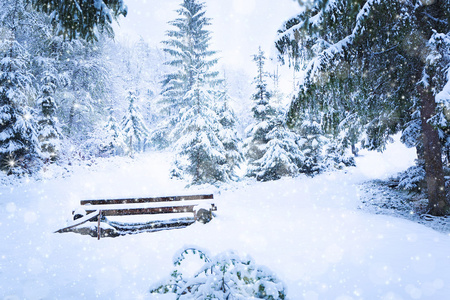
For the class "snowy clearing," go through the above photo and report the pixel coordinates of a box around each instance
[1,139,450,299]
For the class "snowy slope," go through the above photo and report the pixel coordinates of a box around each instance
[1,140,450,299]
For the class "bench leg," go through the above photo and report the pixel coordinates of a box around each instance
[97,210,102,240]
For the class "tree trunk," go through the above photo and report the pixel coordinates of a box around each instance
[419,85,449,215]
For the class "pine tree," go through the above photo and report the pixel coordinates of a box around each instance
[121,91,150,155]
[216,81,243,180]
[0,1,41,174]
[277,0,450,215]
[245,47,277,177]
[0,39,39,174]
[36,70,61,162]
[245,48,307,180]
[31,0,127,41]
[172,74,228,185]
[57,38,111,142]
[158,0,220,146]
[248,115,304,181]
[157,0,228,185]
[103,111,126,156]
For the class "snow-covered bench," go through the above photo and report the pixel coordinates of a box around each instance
[55,194,216,239]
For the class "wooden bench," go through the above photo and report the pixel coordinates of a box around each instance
[55,194,216,239]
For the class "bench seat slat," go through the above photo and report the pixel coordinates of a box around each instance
[86,205,196,216]
[80,194,213,205]
[75,200,214,212]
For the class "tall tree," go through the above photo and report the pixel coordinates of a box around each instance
[36,69,61,161]
[245,47,277,164]
[0,0,40,174]
[172,73,228,185]
[158,0,229,185]
[158,0,220,146]
[216,81,243,181]
[277,0,450,215]
[52,37,111,142]
[245,47,305,181]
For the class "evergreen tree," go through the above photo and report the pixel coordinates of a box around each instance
[31,0,127,41]
[157,0,229,185]
[103,111,126,156]
[158,0,220,147]
[57,37,111,142]
[36,69,61,162]
[245,48,277,176]
[0,39,39,174]
[0,1,40,174]
[216,81,243,181]
[245,48,276,159]
[82,110,126,157]
[276,0,450,215]
[245,48,307,181]
[172,74,228,185]
[297,118,325,175]
[121,90,150,155]
[248,116,304,181]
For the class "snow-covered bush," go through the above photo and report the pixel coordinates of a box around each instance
[150,247,287,299]
[397,164,426,193]
[322,138,356,171]
[247,122,303,181]
[296,120,324,175]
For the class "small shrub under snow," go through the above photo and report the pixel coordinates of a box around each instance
[150,247,287,299]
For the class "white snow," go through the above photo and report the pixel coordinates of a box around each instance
[1,139,450,299]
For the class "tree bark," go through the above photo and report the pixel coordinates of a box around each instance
[419,85,449,215]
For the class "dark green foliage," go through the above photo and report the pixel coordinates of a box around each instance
[397,164,426,193]
[277,0,450,214]
[30,0,127,41]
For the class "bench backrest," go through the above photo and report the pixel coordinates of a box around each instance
[78,194,215,217]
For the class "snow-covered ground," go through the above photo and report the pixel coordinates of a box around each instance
[1,139,450,299]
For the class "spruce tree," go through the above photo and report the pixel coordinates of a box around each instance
[158,0,228,185]
[36,70,61,162]
[121,91,150,155]
[277,0,450,215]
[245,47,277,163]
[216,81,243,180]
[172,74,228,185]
[103,111,126,156]
[0,2,41,174]
[245,47,305,181]
[0,39,39,174]
[248,116,304,181]
[31,0,127,41]
[158,0,220,146]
